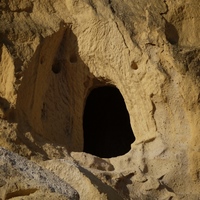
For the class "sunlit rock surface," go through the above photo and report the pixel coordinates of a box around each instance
[0,0,200,199]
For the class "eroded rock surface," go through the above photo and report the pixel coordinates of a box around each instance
[0,147,79,200]
[1,0,200,199]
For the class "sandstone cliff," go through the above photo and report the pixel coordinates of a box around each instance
[0,0,200,199]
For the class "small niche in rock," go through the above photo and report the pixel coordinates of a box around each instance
[52,61,61,74]
[165,20,179,45]
[131,61,138,70]
[83,86,135,158]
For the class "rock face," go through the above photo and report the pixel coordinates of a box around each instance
[0,0,200,199]
[0,147,79,200]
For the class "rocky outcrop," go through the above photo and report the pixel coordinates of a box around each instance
[0,147,79,199]
[1,0,200,199]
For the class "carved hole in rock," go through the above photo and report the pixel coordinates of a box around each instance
[131,61,138,70]
[83,86,135,158]
[52,60,61,74]
[165,20,179,45]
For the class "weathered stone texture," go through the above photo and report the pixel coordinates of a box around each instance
[0,0,200,199]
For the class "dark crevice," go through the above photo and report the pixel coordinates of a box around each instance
[83,86,135,158]
[6,189,38,199]
[158,182,174,193]
[108,0,115,14]
[151,100,156,117]
[115,21,129,50]
[160,0,169,15]
[89,0,97,13]
[157,63,170,78]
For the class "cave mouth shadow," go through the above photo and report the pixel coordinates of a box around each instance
[83,86,135,158]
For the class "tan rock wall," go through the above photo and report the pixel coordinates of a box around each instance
[0,0,200,199]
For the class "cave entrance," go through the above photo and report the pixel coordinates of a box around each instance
[83,86,135,158]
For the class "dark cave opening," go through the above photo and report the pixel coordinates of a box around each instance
[83,86,135,158]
